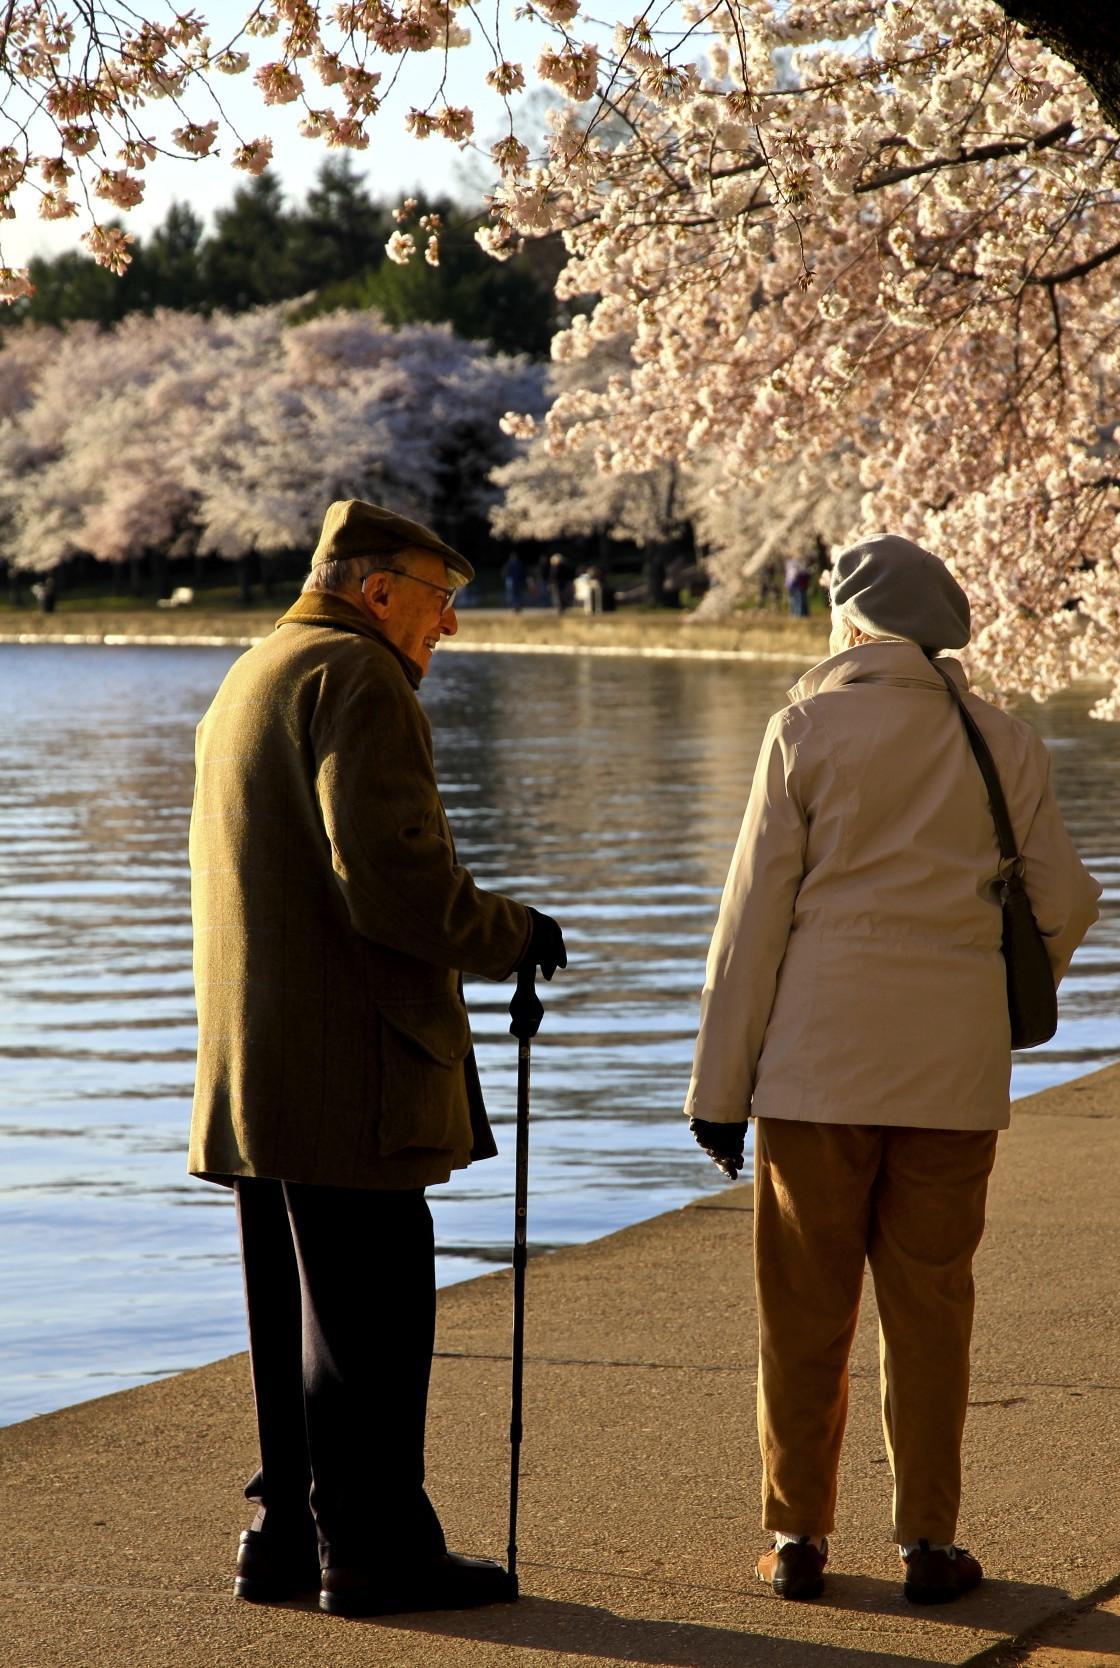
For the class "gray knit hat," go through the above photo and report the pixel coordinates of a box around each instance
[830,534,970,650]
[310,499,474,583]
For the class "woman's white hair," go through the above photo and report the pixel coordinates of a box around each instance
[829,596,917,648]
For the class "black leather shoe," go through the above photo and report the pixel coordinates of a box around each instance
[234,1529,322,1602]
[902,1541,983,1604]
[319,1550,518,1617]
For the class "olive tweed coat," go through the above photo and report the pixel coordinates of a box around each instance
[188,593,531,1191]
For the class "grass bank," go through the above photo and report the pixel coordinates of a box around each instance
[0,603,830,663]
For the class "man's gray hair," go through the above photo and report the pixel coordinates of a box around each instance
[301,550,420,595]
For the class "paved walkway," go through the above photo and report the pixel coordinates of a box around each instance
[2,1066,1118,1668]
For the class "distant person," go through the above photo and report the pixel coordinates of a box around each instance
[686,535,1099,1608]
[784,554,811,616]
[502,552,526,613]
[547,552,571,613]
[645,550,666,607]
[758,558,782,609]
[662,556,686,609]
[32,575,56,614]
[188,498,566,1618]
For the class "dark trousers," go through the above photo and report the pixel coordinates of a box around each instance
[234,1176,446,1567]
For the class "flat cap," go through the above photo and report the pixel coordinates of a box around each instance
[830,534,970,650]
[310,499,474,583]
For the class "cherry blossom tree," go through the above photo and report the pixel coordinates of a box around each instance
[0,303,546,578]
[489,2,1120,710]
[684,450,863,613]
[491,343,688,551]
[493,351,862,606]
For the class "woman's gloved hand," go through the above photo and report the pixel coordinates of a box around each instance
[689,1116,749,1181]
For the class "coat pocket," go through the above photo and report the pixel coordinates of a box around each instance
[376,998,473,1157]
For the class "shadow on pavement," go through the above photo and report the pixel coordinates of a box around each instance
[376,1593,969,1667]
[818,1572,1070,1623]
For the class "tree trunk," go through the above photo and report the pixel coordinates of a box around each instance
[996,1,1120,132]
[128,554,144,598]
[237,555,253,606]
[150,548,169,601]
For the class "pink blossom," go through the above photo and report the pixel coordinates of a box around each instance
[254,62,304,104]
[232,139,274,175]
[38,190,78,221]
[487,61,526,96]
[325,117,368,149]
[0,268,35,302]
[81,224,134,274]
[95,169,145,209]
[435,106,474,142]
[171,120,219,156]
[492,135,530,175]
[537,44,598,103]
[60,125,100,156]
[385,230,416,265]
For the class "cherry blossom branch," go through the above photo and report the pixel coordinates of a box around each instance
[854,120,1075,195]
[1033,238,1120,287]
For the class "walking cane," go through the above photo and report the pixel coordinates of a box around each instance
[506,959,542,1600]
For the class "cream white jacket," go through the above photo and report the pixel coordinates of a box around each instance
[684,643,1101,1131]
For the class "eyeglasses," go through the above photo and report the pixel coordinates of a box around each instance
[367,567,457,616]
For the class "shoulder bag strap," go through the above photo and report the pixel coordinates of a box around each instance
[928,658,1021,872]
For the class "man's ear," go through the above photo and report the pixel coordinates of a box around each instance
[361,573,393,620]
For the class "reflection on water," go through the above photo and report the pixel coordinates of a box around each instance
[0,645,1116,1425]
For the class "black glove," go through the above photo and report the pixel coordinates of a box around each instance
[509,963,544,1040]
[520,907,567,981]
[689,1116,749,1181]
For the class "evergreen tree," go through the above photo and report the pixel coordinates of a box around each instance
[200,173,296,311]
[144,202,207,312]
[288,158,391,293]
[300,196,558,357]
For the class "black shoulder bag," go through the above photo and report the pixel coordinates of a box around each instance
[930,660,1057,1049]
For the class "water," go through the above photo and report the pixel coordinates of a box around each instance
[0,644,1116,1426]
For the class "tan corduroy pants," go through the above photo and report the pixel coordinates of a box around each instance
[754,1117,998,1545]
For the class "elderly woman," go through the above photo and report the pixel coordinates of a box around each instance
[685,535,1100,1606]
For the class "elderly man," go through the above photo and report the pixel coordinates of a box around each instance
[188,499,565,1618]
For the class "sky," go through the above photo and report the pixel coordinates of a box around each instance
[1,0,555,269]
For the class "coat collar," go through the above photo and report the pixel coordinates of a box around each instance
[788,640,968,705]
[276,592,423,690]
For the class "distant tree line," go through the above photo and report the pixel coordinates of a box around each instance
[5,161,561,359]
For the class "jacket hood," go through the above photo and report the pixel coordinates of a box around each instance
[789,640,967,705]
[276,591,423,690]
